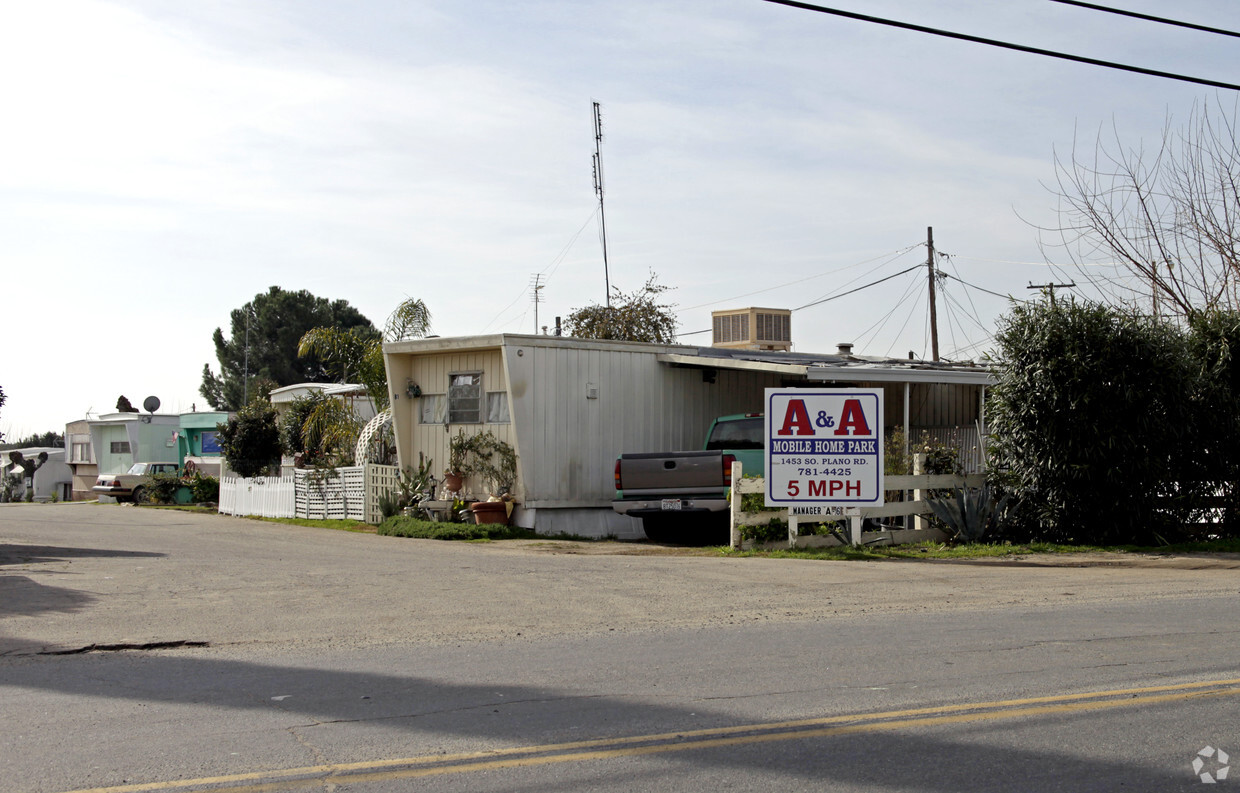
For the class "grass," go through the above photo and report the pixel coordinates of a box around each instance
[245,515,376,533]
[716,537,1240,561]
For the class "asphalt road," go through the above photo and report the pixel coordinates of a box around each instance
[3,503,1240,792]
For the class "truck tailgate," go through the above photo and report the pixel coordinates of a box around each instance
[616,450,724,496]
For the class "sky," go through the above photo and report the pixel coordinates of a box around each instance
[3,0,1238,438]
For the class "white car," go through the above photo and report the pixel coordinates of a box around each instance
[93,462,180,503]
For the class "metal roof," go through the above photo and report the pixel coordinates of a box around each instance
[658,346,994,386]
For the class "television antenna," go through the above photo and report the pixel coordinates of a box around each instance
[592,101,612,308]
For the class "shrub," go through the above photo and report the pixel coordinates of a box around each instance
[989,299,1200,544]
[218,401,282,478]
[189,472,220,503]
[146,472,184,504]
[377,515,533,540]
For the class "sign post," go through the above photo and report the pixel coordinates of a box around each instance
[764,389,884,524]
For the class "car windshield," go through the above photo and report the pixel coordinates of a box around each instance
[127,463,148,475]
[704,417,764,450]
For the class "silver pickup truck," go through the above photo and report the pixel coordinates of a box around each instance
[612,414,763,543]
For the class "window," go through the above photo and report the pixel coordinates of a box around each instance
[71,442,90,463]
[110,441,130,454]
[448,373,482,423]
[486,392,510,424]
[419,394,446,424]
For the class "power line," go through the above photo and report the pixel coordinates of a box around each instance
[794,264,924,311]
[762,0,1240,92]
[1048,0,1240,40]
[679,242,923,312]
[939,270,1020,301]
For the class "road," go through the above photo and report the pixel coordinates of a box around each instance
[2,503,1240,791]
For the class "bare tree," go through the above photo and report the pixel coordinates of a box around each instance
[1043,99,1240,317]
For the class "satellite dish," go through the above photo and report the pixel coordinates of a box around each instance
[143,396,161,414]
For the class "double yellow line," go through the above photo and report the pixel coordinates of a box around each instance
[64,677,1240,793]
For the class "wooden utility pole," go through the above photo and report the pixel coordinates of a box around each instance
[927,226,939,362]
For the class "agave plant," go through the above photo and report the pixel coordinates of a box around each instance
[926,485,1009,543]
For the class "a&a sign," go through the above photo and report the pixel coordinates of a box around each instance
[764,388,884,508]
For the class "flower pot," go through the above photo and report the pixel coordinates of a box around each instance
[471,500,509,525]
[443,471,464,492]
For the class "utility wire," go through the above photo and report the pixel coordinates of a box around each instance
[794,264,924,311]
[1048,0,1240,39]
[679,262,921,337]
[762,0,1240,92]
[939,271,1022,301]
[679,242,923,312]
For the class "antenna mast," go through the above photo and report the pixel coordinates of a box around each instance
[530,274,545,333]
[592,101,612,308]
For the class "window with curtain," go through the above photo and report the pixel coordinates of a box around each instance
[486,392,509,424]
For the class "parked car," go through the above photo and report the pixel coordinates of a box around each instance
[93,462,180,503]
[612,413,763,543]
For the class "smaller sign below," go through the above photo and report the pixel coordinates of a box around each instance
[764,388,884,508]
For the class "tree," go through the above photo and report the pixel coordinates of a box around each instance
[299,296,433,412]
[1045,101,1240,317]
[279,392,360,468]
[563,273,678,343]
[116,395,139,413]
[200,286,377,411]
[217,401,283,478]
[0,431,64,450]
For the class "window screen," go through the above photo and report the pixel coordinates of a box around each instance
[448,373,482,423]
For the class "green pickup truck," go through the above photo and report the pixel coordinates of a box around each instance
[612,414,763,543]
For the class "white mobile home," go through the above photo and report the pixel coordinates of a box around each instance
[383,334,993,539]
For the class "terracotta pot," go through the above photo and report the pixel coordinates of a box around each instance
[471,500,509,525]
[443,471,464,492]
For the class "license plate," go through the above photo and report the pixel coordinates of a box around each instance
[660,499,682,511]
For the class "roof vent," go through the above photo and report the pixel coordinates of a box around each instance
[837,342,854,356]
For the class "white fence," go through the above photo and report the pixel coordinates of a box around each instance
[220,463,401,523]
[728,461,985,549]
[219,475,296,518]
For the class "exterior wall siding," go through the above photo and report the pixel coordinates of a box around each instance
[399,347,516,499]
[506,341,781,507]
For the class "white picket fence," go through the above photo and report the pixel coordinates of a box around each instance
[220,463,401,523]
[728,461,985,549]
[219,475,296,518]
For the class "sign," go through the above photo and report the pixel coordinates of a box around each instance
[764,388,884,507]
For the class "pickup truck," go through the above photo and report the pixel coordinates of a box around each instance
[612,413,763,543]
[93,462,180,503]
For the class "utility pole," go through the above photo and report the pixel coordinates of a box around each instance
[243,302,252,405]
[927,227,939,362]
[1027,281,1076,306]
[592,102,612,308]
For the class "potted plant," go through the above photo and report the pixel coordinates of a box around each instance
[444,430,470,493]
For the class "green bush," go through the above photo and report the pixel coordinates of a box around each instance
[218,401,282,478]
[145,473,183,504]
[377,515,534,540]
[189,472,220,503]
[989,299,1200,544]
